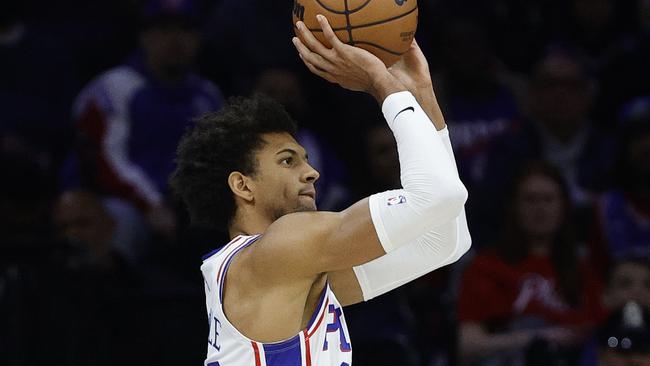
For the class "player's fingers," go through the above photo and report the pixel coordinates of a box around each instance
[300,54,336,83]
[317,14,344,50]
[295,21,335,59]
[292,37,334,72]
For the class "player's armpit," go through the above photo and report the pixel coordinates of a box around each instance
[328,268,364,307]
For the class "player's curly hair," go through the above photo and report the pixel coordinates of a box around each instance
[171,94,297,229]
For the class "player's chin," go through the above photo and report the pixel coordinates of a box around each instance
[296,196,317,212]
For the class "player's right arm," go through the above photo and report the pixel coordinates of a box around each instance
[248,15,467,281]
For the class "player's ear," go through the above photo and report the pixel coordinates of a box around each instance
[228,172,255,203]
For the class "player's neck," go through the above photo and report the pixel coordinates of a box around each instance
[229,210,272,239]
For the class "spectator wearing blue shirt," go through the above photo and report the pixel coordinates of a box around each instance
[480,49,616,244]
[64,0,224,239]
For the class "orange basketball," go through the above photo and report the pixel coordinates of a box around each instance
[292,0,418,67]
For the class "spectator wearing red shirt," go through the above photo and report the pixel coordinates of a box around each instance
[458,161,603,366]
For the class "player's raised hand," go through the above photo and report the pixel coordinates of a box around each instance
[293,14,404,101]
[388,39,432,92]
[388,39,446,129]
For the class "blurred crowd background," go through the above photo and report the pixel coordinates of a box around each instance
[1,0,650,365]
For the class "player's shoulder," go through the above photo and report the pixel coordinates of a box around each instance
[240,212,342,273]
[202,234,260,262]
[264,210,342,242]
[272,210,341,228]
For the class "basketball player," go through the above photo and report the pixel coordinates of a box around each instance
[171,16,471,365]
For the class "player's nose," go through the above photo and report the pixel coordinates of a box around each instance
[303,164,320,183]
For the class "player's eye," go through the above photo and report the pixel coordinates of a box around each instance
[281,157,293,166]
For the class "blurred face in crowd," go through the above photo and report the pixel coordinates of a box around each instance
[599,350,650,366]
[528,54,592,140]
[53,191,115,253]
[242,133,319,221]
[140,20,200,82]
[253,69,306,120]
[515,174,565,241]
[604,262,650,309]
[366,126,400,190]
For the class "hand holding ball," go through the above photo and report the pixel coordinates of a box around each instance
[292,0,418,67]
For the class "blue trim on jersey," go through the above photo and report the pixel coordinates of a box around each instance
[202,245,227,261]
[306,283,328,330]
[218,235,261,303]
[202,235,243,261]
[263,335,303,366]
[263,334,302,353]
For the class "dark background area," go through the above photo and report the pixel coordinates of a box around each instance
[1,0,650,365]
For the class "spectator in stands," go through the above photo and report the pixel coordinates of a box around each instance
[53,190,150,268]
[434,18,523,193]
[430,18,524,245]
[604,259,650,310]
[524,49,614,204]
[64,0,224,240]
[580,259,650,365]
[458,161,603,366]
[482,49,616,244]
[596,302,650,366]
[591,97,650,269]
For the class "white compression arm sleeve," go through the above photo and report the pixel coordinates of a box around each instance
[353,128,472,301]
[367,91,467,253]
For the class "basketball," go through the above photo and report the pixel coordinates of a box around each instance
[292,0,418,67]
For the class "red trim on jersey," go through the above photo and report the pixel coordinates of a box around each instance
[303,330,312,366]
[307,298,330,338]
[251,341,262,366]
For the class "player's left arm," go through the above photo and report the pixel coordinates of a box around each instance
[330,46,471,306]
[330,128,471,306]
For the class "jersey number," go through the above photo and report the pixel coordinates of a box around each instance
[323,304,352,352]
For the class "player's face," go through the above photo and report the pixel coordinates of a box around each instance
[251,132,320,221]
[515,174,565,240]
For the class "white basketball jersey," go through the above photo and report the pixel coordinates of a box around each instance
[200,235,353,366]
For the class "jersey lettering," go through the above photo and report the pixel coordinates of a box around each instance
[208,313,222,351]
[322,304,352,352]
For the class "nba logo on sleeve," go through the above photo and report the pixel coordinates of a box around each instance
[387,195,406,206]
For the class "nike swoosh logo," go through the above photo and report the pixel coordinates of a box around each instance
[394,106,415,121]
